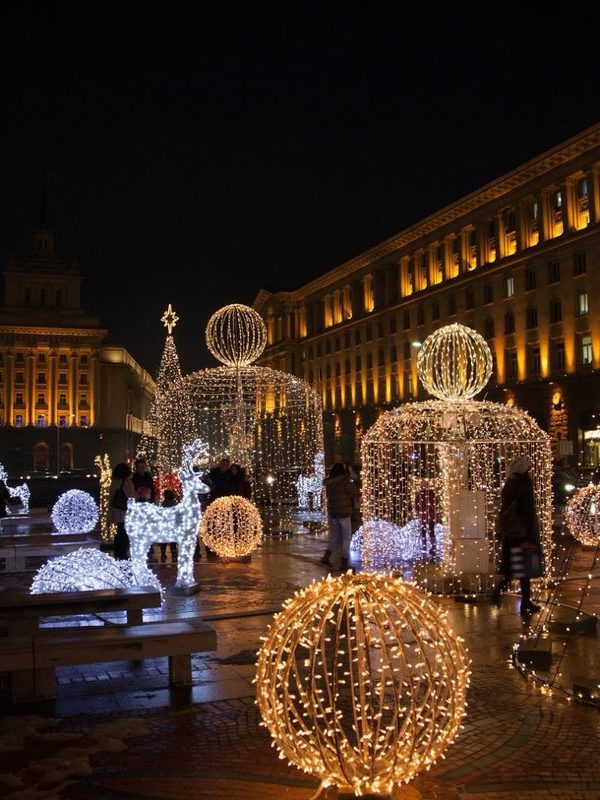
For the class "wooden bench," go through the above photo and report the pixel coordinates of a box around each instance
[0,536,99,572]
[0,587,217,702]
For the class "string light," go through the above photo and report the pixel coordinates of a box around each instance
[351,518,444,565]
[255,572,470,796]
[127,439,210,589]
[296,451,325,510]
[361,323,553,596]
[199,495,263,558]
[51,489,99,534]
[205,303,267,366]
[160,304,325,531]
[0,462,30,512]
[565,484,600,546]
[95,453,116,543]
[30,547,163,597]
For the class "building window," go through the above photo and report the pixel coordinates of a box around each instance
[553,340,565,372]
[80,416,88,427]
[504,275,515,298]
[580,334,593,365]
[15,414,23,427]
[59,354,67,365]
[80,355,88,366]
[15,393,24,405]
[344,333,351,349]
[15,372,24,384]
[525,268,536,292]
[354,330,361,346]
[38,353,46,364]
[363,274,375,313]
[574,251,587,275]
[366,353,373,369]
[548,261,560,283]
[378,350,385,367]
[16,353,24,364]
[355,355,361,371]
[403,341,411,359]
[448,295,457,316]
[508,350,518,379]
[465,289,475,310]
[529,346,541,375]
[526,307,538,329]
[37,372,46,384]
[377,322,385,338]
[389,317,397,334]
[577,292,589,316]
[37,393,45,405]
[549,299,562,323]
[58,373,68,385]
[504,311,515,335]
[484,317,495,339]
[483,283,494,304]
[37,414,46,427]
[404,370,413,397]
[417,305,425,325]
[403,310,410,330]
[390,345,397,362]
[325,340,331,355]
[432,301,440,321]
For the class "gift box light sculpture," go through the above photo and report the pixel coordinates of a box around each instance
[127,438,210,589]
[255,572,470,797]
[158,304,325,531]
[565,484,600,546]
[199,495,263,558]
[361,323,553,595]
[51,489,99,534]
[31,547,163,596]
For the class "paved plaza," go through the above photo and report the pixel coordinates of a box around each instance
[1,522,600,800]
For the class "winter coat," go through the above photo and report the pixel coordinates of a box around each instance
[108,476,136,524]
[499,474,540,545]
[324,474,359,518]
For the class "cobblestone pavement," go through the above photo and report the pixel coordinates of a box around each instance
[1,525,600,799]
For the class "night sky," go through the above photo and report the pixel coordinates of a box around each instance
[2,4,600,376]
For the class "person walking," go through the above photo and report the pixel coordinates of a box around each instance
[492,456,542,617]
[230,463,252,499]
[415,484,438,558]
[320,462,359,571]
[108,462,136,559]
[132,458,156,503]
[159,488,179,564]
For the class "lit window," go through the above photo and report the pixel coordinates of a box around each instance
[15,414,23,427]
[581,334,593,365]
[504,275,515,298]
[577,292,589,316]
[37,414,46,427]
[80,416,88,427]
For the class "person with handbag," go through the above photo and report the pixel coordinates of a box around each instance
[492,455,542,617]
[108,462,137,559]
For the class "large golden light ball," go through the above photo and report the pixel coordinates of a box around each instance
[205,303,267,366]
[565,484,600,546]
[417,323,492,400]
[199,495,263,557]
[255,572,470,796]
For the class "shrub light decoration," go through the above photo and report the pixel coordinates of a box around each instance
[255,572,470,797]
[127,439,210,589]
[160,303,325,531]
[51,489,99,534]
[95,453,116,543]
[199,495,263,558]
[351,519,444,565]
[361,323,553,595]
[565,484,600,546]
[0,463,30,512]
[31,547,163,597]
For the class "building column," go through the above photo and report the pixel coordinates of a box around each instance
[48,350,57,425]
[6,353,13,426]
[26,351,35,425]
[69,351,78,425]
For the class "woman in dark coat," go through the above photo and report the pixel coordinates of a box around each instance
[492,456,541,617]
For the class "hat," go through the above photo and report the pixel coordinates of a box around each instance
[507,456,530,477]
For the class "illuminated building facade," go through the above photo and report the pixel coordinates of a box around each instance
[0,225,154,474]
[254,124,600,466]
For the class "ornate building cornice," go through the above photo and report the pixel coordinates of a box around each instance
[0,325,107,340]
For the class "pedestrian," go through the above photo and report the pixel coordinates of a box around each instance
[203,456,233,560]
[132,458,156,503]
[492,456,542,617]
[345,463,362,534]
[320,462,359,571]
[159,488,179,564]
[230,463,252,498]
[415,483,437,558]
[0,479,11,518]
[108,462,136,559]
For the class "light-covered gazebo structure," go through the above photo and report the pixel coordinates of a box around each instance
[160,304,325,530]
[361,323,553,594]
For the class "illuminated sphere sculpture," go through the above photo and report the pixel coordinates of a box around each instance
[51,490,99,534]
[160,304,325,529]
[199,495,263,557]
[205,303,267,367]
[565,484,600,546]
[417,322,492,401]
[31,548,163,596]
[362,323,553,594]
[255,572,470,796]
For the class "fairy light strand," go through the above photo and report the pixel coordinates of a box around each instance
[199,495,263,558]
[51,489,99,535]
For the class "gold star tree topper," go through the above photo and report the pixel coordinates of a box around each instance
[161,304,179,335]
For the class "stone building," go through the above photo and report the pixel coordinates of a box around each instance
[254,123,600,467]
[0,224,154,475]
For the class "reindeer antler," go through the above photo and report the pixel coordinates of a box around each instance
[180,439,210,473]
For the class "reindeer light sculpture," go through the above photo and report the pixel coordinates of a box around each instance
[126,439,210,592]
[0,463,30,513]
[296,451,325,511]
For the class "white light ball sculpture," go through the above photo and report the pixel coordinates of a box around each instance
[199,495,263,558]
[51,489,99,534]
[205,303,267,367]
[566,484,600,546]
[255,572,470,797]
[417,322,492,401]
[31,548,163,596]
